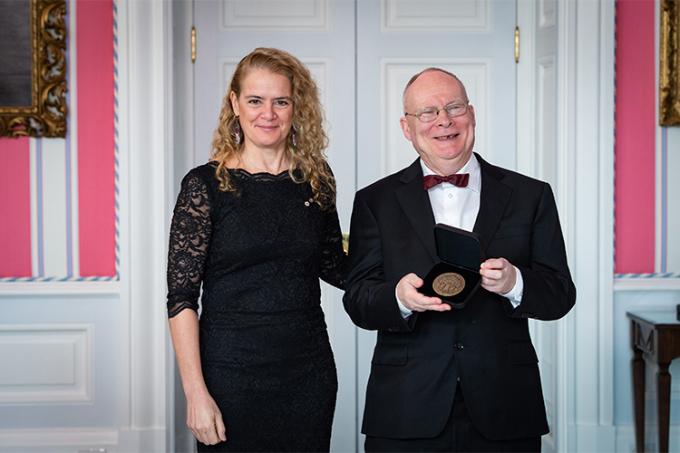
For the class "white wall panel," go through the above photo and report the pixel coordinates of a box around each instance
[0,325,92,404]
[221,0,328,30]
[665,127,680,271]
[40,139,69,278]
[539,0,556,28]
[382,0,489,32]
[381,59,488,176]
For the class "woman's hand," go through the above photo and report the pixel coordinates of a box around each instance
[186,390,227,446]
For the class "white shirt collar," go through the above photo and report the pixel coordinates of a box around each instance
[420,153,481,193]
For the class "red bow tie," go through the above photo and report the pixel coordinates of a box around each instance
[422,173,470,190]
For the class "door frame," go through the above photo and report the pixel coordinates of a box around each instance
[161,1,617,451]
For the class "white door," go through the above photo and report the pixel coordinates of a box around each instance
[187,1,518,451]
[354,0,517,450]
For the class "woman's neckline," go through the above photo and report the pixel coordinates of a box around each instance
[228,167,289,177]
[208,160,290,178]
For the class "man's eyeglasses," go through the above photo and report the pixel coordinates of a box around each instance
[404,102,469,123]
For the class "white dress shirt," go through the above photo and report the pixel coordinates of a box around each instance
[397,154,524,317]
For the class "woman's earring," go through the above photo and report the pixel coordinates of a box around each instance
[232,118,242,145]
[291,125,298,148]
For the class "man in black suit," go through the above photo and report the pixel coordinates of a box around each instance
[343,68,576,452]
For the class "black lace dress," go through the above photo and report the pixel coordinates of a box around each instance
[167,163,345,452]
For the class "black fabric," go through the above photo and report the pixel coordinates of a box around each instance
[167,163,345,452]
[344,153,576,441]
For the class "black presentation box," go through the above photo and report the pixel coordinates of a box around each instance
[420,223,482,309]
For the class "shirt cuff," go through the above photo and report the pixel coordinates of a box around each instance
[501,266,524,308]
[395,287,413,318]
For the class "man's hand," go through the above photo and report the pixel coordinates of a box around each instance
[396,273,451,312]
[479,258,516,294]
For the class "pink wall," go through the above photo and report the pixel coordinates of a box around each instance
[0,0,116,279]
[615,0,656,274]
[77,0,116,277]
[0,139,32,277]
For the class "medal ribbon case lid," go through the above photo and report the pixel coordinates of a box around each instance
[434,223,480,270]
[418,223,482,309]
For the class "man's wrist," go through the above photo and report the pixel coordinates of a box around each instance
[395,287,413,318]
[501,265,524,307]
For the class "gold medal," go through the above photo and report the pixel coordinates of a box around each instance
[432,272,465,297]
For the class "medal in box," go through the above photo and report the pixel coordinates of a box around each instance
[420,223,481,309]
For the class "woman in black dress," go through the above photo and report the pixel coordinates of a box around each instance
[166,48,345,452]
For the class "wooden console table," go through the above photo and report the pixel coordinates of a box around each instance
[627,310,680,453]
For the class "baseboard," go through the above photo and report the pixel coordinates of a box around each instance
[616,423,680,453]
[118,427,166,453]
[0,427,165,453]
[0,428,117,451]
[575,424,616,452]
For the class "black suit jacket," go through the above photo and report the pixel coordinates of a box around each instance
[343,154,576,441]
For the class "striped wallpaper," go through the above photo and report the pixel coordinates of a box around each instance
[615,0,680,278]
[0,0,117,281]
[1,0,678,280]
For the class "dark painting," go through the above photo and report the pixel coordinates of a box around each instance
[0,0,32,107]
[0,0,67,138]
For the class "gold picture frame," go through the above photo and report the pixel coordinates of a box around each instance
[660,0,680,126]
[0,0,67,138]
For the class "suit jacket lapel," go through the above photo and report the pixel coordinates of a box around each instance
[473,154,513,258]
[395,159,438,262]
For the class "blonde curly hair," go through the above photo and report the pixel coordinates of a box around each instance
[210,47,335,208]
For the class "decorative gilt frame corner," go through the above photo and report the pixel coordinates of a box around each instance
[0,0,67,138]
[660,0,680,126]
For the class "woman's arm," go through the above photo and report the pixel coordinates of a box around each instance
[166,169,225,446]
[169,309,226,445]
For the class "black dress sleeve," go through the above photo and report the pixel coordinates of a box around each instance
[319,200,347,290]
[166,170,213,317]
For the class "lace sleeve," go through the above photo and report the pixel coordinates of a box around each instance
[166,171,213,317]
[319,201,347,290]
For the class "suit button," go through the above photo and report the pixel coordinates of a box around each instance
[453,343,464,350]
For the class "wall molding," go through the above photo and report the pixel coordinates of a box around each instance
[220,0,328,31]
[557,0,617,451]
[0,324,93,405]
[614,277,680,291]
[0,281,120,296]
[381,0,489,32]
[124,0,170,439]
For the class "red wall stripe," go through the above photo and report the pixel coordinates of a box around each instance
[0,138,32,277]
[77,0,116,277]
[615,0,656,274]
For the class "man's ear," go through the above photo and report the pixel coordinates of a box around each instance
[229,91,239,116]
[468,104,476,128]
[400,117,413,142]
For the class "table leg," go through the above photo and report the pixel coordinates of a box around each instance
[632,348,645,453]
[657,362,671,453]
